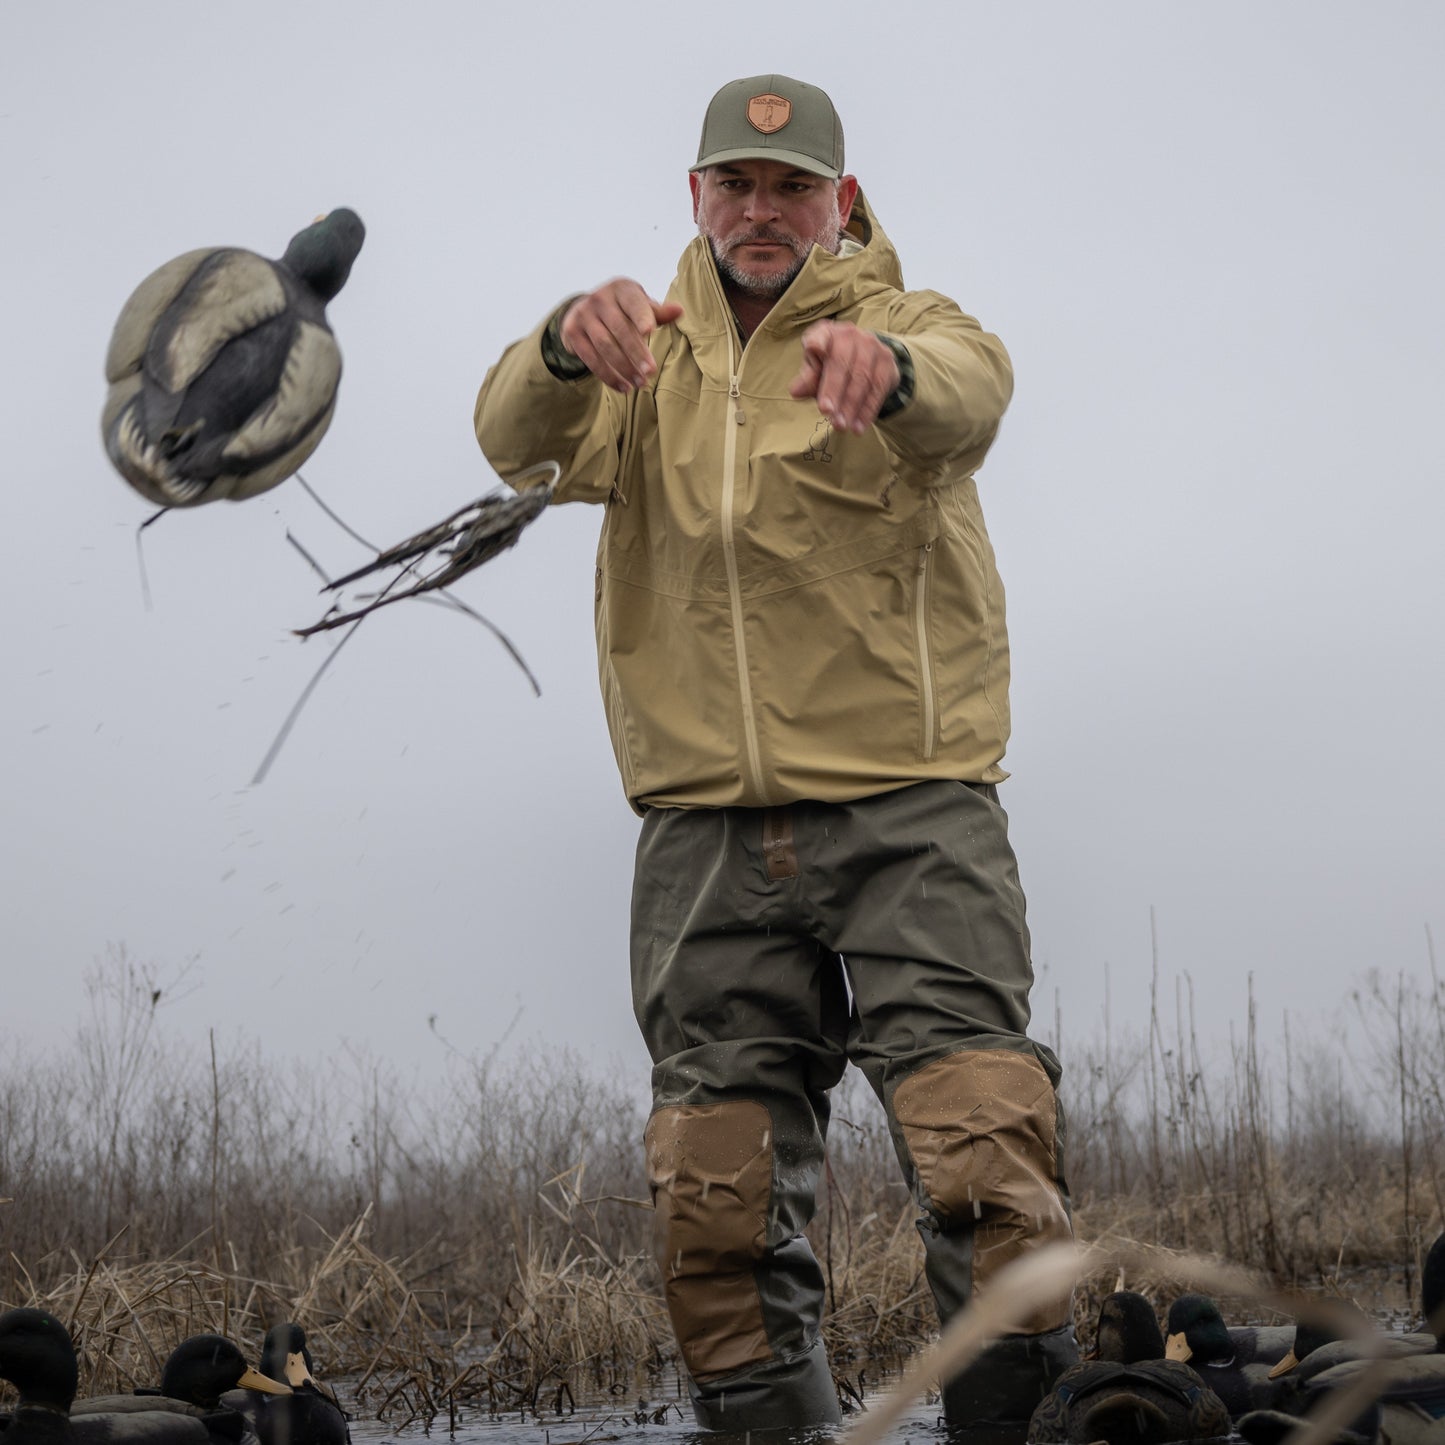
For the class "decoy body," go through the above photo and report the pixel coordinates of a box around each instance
[102,209,364,507]
[1029,1292,1232,1445]
[1165,1293,1294,1418]
[229,1325,347,1445]
[0,1308,230,1445]
[1027,1359,1232,1444]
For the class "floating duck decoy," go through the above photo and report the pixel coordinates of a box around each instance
[1263,1231,1444,1385]
[1029,1290,1231,1444]
[72,1334,289,1441]
[1165,1294,1294,1417]
[1260,1298,1431,1391]
[102,209,364,508]
[238,1325,348,1445]
[0,1308,230,1445]
[1027,1358,1232,1444]
[1090,1290,1167,1363]
[1241,1233,1445,1445]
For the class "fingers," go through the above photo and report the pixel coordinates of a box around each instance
[788,321,902,434]
[559,280,683,392]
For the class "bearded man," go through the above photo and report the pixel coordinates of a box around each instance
[475,74,1077,1440]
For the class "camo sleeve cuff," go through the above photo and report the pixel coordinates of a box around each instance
[874,333,915,419]
[541,304,592,381]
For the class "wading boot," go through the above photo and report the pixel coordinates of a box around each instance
[942,1325,1079,1445]
[687,1340,842,1431]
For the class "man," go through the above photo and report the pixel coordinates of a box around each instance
[475,74,1077,1440]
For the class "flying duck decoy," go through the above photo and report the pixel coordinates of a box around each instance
[102,208,364,508]
[1165,1294,1294,1417]
[0,1308,235,1445]
[233,1325,347,1445]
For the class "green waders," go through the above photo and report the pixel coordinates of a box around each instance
[632,779,1078,1437]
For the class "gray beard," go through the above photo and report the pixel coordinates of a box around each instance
[701,204,845,301]
[710,238,808,298]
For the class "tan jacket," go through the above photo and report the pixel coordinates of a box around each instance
[474,192,1015,811]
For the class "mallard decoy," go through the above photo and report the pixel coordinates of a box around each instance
[1263,1230,1444,1386]
[1027,1358,1232,1444]
[1262,1300,1429,1389]
[1090,1291,1167,1363]
[1241,1232,1445,1445]
[240,1325,348,1445]
[1165,1294,1295,1417]
[102,209,364,507]
[73,1334,289,1437]
[0,1308,232,1445]
[1031,1291,1230,1445]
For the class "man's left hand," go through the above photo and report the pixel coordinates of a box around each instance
[789,321,901,435]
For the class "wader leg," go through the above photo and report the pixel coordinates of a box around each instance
[632,806,847,1430]
[819,782,1079,1441]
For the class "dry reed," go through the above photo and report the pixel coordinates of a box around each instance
[2,944,1441,1425]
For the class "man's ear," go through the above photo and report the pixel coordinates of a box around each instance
[836,174,859,222]
[689,170,702,222]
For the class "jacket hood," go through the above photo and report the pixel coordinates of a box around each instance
[672,185,903,340]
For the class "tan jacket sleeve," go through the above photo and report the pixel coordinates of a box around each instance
[873,289,1014,482]
[474,306,623,504]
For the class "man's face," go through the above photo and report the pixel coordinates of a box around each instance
[691,159,859,299]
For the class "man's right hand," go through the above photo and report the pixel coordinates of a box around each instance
[558,279,684,393]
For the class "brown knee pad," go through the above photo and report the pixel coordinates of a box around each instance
[893,1048,1074,1333]
[644,1100,775,1380]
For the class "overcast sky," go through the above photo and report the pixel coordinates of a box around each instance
[2,1,1441,1097]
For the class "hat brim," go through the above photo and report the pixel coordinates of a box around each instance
[690,145,840,180]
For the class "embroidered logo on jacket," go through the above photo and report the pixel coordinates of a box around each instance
[804,419,833,463]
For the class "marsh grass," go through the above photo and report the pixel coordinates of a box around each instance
[1,945,1442,1422]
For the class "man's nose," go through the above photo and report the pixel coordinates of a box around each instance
[743,191,781,222]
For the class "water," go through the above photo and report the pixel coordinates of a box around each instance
[334,1266,1434,1445]
[343,1370,944,1445]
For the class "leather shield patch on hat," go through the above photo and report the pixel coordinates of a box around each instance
[747,93,792,133]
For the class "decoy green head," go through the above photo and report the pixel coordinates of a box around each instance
[1165,1294,1234,1365]
[0,1308,79,1412]
[160,1334,291,1407]
[280,209,365,302]
[1093,1290,1166,1363]
[259,1323,315,1390]
[1267,1300,1372,1379]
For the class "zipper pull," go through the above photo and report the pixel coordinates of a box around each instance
[730,375,745,424]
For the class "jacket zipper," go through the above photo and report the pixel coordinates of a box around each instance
[915,543,937,761]
[720,333,766,800]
